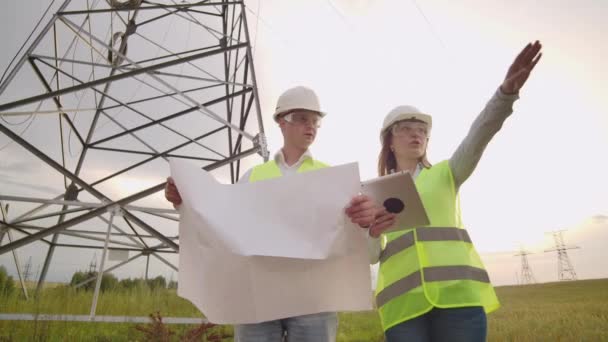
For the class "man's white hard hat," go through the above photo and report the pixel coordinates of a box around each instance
[273,86,326,122]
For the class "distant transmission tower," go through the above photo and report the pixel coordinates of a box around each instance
[514,247,536,284]
[23,256,33,282]
[34,265,41,283]
[544,230,579,281]
[88,253,98,273]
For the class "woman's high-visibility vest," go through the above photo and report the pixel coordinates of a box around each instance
[249,158,329,182]
[375,160,499,331]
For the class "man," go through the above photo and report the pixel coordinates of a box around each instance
[166,86,385,341]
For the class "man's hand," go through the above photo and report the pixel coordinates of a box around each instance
[165,177,182,206]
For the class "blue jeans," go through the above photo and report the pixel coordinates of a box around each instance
[234,312,338,342]
[385,307,487,342]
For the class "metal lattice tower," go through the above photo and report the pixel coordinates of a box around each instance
[544,230,579,281]
[88,253,97,273]
[0,0,267,320]
[23,256,33,282]
[514,247,536,285]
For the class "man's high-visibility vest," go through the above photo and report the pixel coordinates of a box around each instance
[249,158,329,182]
[375,160,499,331]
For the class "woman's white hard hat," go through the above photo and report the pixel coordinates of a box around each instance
[380,105,432,140]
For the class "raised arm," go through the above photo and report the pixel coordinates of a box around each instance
[450,41,542,189]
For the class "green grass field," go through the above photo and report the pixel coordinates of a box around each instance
[1,279,606,341]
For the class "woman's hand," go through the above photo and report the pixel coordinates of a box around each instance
[500,40,543,95]
[369,208,397,238]
[345,194,377,228]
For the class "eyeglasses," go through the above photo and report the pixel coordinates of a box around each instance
[282,111,322,128]
[391,121,429,137]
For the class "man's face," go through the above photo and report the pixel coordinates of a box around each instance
[278,110,322,149]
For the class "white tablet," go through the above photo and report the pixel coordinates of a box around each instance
[361,171,429,232]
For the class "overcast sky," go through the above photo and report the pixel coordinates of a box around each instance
[1,0,607,287]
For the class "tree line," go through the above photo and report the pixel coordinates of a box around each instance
[0,266,177,296]
[69,270,178,292]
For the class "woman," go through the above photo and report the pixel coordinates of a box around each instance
[368,41,542,341]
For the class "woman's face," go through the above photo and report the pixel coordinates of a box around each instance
[389,120,429,160]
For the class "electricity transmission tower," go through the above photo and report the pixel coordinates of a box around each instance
[88,253,97,273]
[514,247,536,285]
[544,230,579,281]
[0,0,266,322]
[23,256,33,282]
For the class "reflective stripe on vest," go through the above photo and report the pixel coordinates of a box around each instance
[376,265,491,308]
[379,227,471,263]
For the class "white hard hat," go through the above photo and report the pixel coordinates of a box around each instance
[272,86,326,122]
[380,105,432,140]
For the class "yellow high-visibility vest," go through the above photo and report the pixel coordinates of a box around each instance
[249,158,329,182]
[375,160,499,331]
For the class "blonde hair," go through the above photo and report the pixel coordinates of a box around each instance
[378,130,431,176]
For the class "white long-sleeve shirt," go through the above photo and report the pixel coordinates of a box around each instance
[367,88,520,264]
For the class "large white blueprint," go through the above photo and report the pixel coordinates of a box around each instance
[170,159,373,324]
[170,159,362,259]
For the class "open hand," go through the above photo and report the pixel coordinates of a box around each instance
[501,40,542,95]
